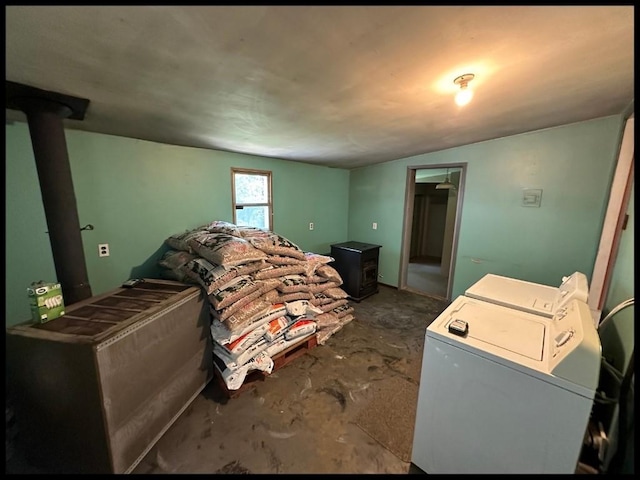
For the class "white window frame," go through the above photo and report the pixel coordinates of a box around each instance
[231,168,273,231]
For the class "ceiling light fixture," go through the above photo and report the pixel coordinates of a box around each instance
[436,168,456,190]
[454,73,475,106]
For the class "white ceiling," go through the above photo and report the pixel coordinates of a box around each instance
[5,5,634,169]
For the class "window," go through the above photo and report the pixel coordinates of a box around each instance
[231,168,273,231]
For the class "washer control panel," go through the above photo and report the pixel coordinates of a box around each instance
[550,304,579,358]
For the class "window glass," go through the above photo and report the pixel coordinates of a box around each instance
[232,169,272,231]
[236,205,270,230]
[235,173,268,204]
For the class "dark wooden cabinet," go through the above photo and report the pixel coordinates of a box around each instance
[6,279,212,474]
[330,241,381,302]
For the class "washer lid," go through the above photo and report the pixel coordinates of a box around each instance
[452,299,545,360]
[428,296,549,372]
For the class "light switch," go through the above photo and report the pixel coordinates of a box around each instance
[522,189,542,207]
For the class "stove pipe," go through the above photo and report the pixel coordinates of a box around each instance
[7,81,93,305]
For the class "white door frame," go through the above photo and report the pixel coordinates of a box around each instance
[589,115,634,313]
[399,163,467,300]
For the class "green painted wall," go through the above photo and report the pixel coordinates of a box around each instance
[348,115,624,299]
[600,180,634,374]
[5,122,349,326]
[5,115,627,327]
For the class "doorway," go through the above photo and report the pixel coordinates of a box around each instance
[399,164,466,300]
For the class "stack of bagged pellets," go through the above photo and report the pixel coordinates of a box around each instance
[158,220,354,390]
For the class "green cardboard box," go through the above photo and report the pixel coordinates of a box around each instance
[27,282,65,324]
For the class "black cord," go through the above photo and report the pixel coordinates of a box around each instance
[606,349,634,473]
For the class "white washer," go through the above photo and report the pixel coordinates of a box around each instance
[465,271,590,319]
[411,295,601,474]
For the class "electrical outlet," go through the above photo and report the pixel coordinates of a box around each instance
[372,222,377,230]
[309,222,314,230]
[98,243,109,257]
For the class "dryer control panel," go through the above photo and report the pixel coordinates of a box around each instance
[552,272,589,312]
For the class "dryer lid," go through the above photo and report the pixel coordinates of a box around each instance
[464,274,557,317]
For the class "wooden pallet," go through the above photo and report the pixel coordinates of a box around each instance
[214,334,318,399]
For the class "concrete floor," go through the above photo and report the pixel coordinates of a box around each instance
[6,285,448,475]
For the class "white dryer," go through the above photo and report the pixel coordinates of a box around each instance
[411,295,601,474]
[465,271,589,319]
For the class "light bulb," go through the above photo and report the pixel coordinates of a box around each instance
[455,88,473,106]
